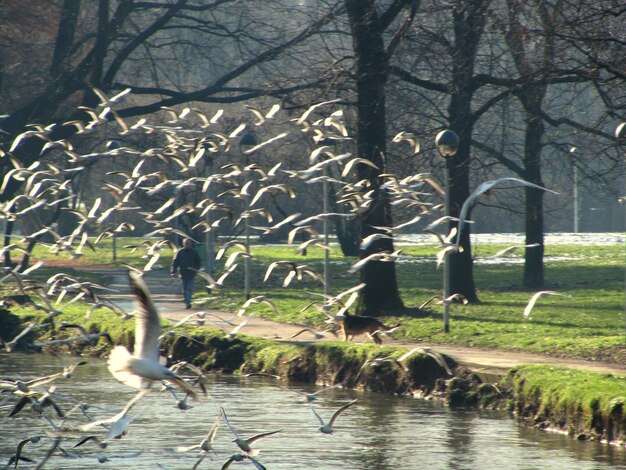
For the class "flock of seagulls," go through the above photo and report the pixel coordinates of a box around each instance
[0,88,575,467]
[0,87,565,335]
[1,271,365,468]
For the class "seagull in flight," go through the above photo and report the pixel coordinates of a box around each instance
[164,410,220,468]
[221,407,280,455]
[455,177,557,248]
[310,399,358,434]
[107,271,198,399]
[485,243,540,259]
[523,290,571,320]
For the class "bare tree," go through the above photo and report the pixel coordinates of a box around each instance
[0,1,341,201]
[344,0,420,314]
[387,0,623,297]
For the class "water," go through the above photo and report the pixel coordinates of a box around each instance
[1,353,625,470]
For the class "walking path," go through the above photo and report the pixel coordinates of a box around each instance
[98,268,626,378]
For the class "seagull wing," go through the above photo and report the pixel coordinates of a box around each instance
[248,456,267,470]
[244,105,265,125]
[164,444,201,454]
[221,456,236,470]
[245,429,280,446]
[289,328,314,339]
[488,243,540,259]
[295,99,341,125]
[220,407,240,439]
[205,412,221,446]
[341,158,379,178]
[393,214,423,231]
[348,253,384,273]
[336,283,367,300]
[128,271,160,361]
[265,103,281,119]
[263,261,280,282]
[309,406,326,427]
[327,399,358,427]
[523,290,566,319]
[261,299,280,313]
[282,270,296,287]
[489,245,521,258]
[456,178,556,247]
[398,347,423,362]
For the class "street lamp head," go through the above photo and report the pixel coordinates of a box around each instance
[435,130,459,158]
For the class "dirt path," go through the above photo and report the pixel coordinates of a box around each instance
[98,268,626,378]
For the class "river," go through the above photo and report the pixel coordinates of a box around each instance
[0,353,625,469]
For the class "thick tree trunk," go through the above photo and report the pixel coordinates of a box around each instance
[446,126,479,303]
[346,0,403,315]
[444,0,489,303]
[2,219,14,268]
[522,109,546,288]
[334,217,359,257]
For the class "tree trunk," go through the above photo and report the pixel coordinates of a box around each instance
[446,127,479,303]
[333,215,359,257]
[503,0,551,289]
[445,0,489,303]
[522,107,546,288]
[2,219,14,268]
[346,0,403,314]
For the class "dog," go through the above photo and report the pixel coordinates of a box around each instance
[338,311,401,345]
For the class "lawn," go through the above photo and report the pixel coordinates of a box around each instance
[6,236,625,362]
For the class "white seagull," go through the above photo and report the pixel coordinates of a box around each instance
[523,290,571,320]
[455,177,557,248]
[485,243,540,259]
[107,271,198,399]
[310,399,358,434]
[221,407,280,455]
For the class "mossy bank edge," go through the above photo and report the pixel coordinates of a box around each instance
[2,307,625,447]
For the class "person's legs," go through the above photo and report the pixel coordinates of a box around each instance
[182,277,193,307]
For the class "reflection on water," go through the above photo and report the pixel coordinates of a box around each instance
[1,353,625,469]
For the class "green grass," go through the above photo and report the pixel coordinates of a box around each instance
[5,237,625,363]
[506,364,626,440]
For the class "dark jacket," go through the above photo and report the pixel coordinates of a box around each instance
[171,247,201,279]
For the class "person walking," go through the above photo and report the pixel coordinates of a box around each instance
[171,238,201,309]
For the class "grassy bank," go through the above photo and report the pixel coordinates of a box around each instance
[4,304,625,444]
[8,238,625,363]
[3,236,626,444]
[506,365,626,444]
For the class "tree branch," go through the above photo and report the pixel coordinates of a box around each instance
[470,139,525,176]
[114,6,344,116]
[103,0,190,86]
[388,65,449,92]
[537,110,615,140]
[379,0,417,30]
[116,80,329,112]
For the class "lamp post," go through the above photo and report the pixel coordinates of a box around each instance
[569,147,580,233]
[239,131,258,300]
[615,122,626,347]
[435,129,460,334]
[573,164,579,233]
[316,138,338,305]
[204,143,216,274]
[323,166,330,301]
